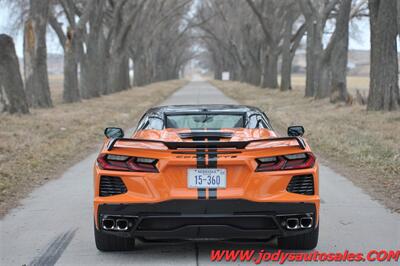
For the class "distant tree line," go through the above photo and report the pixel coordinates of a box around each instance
[0,0,194,114]
[195,0,399,111]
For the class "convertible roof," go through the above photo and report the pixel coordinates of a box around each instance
[148,104,263,115]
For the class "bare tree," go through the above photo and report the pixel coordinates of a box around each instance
[130,0,194,86]
[246,0,284,88]
[367,0,399,111]
[300,0,339,97]
[49,0,98,103]
[279,2,306,91]
[23,0,52,107]
[80,0,107,98]
[197,0,305,90]
[105,0,146,93]
[2,0,195,109]
[329,0,352,103]
[195,0,264,85]
[314,0,352,100]
[0,34,30,114]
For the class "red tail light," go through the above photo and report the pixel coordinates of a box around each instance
[256,153,315,172]
[97,154,158,172]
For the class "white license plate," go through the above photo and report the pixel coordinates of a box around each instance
[187,168,226,188]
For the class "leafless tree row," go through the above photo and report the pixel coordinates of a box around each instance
[1,0,398,113]
[0,0,194,113]
[195,0,399,111]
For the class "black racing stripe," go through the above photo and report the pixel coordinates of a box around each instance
[208,150,217,168]
[196,151,206,199]
[208,188,217,199]
[208,146,218,199]
[196,149,206,168]
[195,133,207,199]
[198,188,206,199]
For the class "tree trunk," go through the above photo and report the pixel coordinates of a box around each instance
[23,0,52,108]
[398,0,400,35]
[80,50,101,98]
[312,20,324,98]
[315,59,331,99]
[133,56,147,86]
[98,33,108,94]
[367,0,399,111]
[63,27,80,103]
[0,34,30,114]
[79,57,90,98]
[100,61,108,93]
[214,59,222,80]
[246,64,261,86]
[261,49,278,88]
[107,56,123,92]
[280,15,294,91]
[304,21,316,97]
[330,0,352,103]
[80,28,102,98]
[119,56,130,91]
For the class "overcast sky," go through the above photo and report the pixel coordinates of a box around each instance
[0,4,389,58]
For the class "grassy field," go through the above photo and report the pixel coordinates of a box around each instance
[290,74,370,96]
[48,74,64,105]
[211,79,400,212]
[0,79,185,216]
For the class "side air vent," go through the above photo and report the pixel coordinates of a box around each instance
[286,175,314,195]
[99,176,127,197]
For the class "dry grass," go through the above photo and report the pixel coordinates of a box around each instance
[48,74,64,105]
[290,74,370,95]
[211,80,400,212]
[0,79,185,216]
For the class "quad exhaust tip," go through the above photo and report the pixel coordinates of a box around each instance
[285,216,313,230]
[102,217,130,231]
[102,218,115,230]
[300,217,313,228]
[286,218,299,230]
[116,219,129,231]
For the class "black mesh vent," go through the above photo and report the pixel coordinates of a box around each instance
[287,175,314,195]
[100,176,127,197]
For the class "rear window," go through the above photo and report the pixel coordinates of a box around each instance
[166,114,244,129]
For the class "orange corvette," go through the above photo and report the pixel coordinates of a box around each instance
[93,105,319,251]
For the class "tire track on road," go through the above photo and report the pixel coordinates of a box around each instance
[29,228,77,266]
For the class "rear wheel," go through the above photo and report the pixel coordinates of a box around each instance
[94,224,135,252]
[277,225,319,250]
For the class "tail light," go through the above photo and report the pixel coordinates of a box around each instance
[256,153,315,172]
[97,154,158,172]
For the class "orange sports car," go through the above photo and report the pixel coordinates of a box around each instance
[93,105,319,251]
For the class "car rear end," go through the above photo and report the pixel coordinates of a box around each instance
[93,129,319,250]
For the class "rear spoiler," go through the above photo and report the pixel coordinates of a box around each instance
[106,136,306,151]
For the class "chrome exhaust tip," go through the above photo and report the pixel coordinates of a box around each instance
[116,219,129,231]
[300,217,313,228]
[102,218,115,230]
[286,218,299,230]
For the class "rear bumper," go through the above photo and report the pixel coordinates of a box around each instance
[96,200,317,240]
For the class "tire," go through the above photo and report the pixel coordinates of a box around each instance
[94,224,135,252]
[277,225,319,250]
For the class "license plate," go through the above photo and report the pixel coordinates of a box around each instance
[187,168,226,188]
